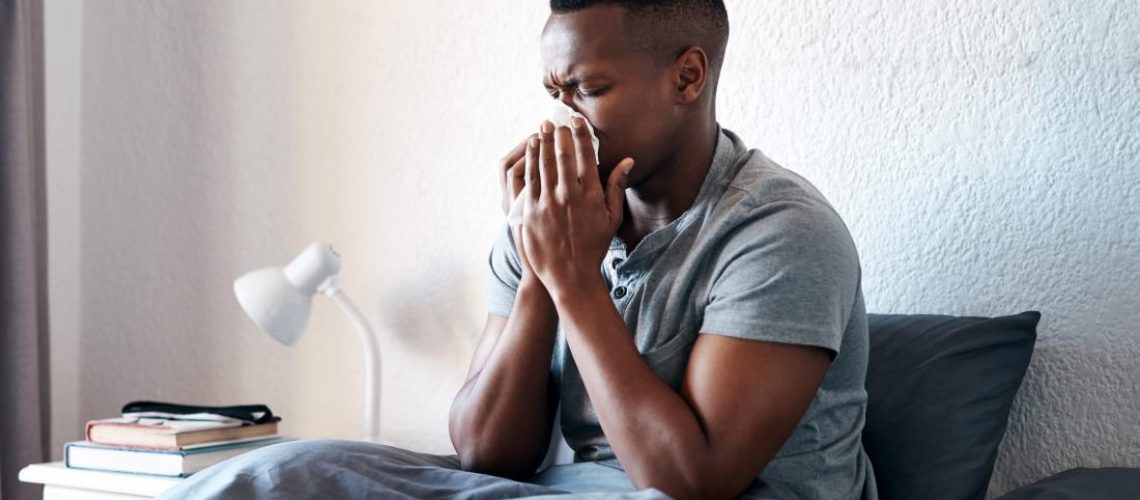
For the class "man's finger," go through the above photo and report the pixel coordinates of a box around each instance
[500,137,530,189]
[500,136,534,214]
[508,157,525,199]
[501,156,526,215]
[571,116,599,188]
[605,158,635,229]
[524,136,541,203]
[538,121,557,200]
[554,125,577,194]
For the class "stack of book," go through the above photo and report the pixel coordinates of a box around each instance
[65,403,286,478]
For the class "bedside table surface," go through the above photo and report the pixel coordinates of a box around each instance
[19,462,181,497]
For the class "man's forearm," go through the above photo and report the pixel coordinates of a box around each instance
[449,277,560,477]
[552,279,723,498]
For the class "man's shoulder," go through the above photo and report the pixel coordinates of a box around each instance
[707,145,848,236]
[697,137,859,271]
[718,146,835,214]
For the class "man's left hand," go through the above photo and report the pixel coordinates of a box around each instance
[519,118,635,299]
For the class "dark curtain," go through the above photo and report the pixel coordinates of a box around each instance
[0,0,50,499]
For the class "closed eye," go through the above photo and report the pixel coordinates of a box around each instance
[545,87,604,99]
[542,80,606,99]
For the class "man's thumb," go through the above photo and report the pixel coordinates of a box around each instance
[605,158,635,220]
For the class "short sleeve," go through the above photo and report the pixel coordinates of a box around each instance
[486,223,523,318]
[699,196,861,355]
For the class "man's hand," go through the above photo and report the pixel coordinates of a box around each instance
[499,133,541,279]
[499,135,532,217]
[520,118,635,298]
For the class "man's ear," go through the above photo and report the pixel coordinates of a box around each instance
[672,46,709,104]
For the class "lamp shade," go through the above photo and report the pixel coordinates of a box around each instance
[233,267,312,346]
[233,243,343,346]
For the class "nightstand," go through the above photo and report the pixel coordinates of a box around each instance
[19,462,182,500]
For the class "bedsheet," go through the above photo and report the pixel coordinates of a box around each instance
[156,439,672,499]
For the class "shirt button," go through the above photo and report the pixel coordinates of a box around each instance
[611,258,624,269]
[613,286,628,299]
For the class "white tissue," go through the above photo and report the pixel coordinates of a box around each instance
[507,101,601,227]
[548,101,600,163]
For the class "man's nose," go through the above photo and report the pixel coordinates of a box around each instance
[557,95,579,113]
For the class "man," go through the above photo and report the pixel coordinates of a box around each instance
[160,2,875,499]
[451,1,877,498]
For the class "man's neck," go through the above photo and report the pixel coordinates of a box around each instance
[619,117,719,251]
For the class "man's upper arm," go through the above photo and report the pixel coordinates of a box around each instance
[682,335,830,495]
[680,196,861,494]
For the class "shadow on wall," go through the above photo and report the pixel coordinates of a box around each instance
[374,256,482,359]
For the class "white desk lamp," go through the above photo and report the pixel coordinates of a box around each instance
[233,243,381,442]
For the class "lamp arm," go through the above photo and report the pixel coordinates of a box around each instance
[321,278,382,443]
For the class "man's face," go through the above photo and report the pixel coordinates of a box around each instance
[541,6,677,183]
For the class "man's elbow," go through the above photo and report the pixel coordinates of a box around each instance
[448,407,548,479]
[640,469,749,500]
[650,483,743,500]
[457,444,541,480]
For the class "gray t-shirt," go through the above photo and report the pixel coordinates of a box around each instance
[486,128,877,500]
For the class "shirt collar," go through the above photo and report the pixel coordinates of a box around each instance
[609,126,739,258]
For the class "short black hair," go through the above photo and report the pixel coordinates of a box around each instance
[549,0,730,86]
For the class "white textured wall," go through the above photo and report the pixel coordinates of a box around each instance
[48,0,1138,497]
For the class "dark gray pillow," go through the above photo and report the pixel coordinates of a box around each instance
[861,311,1041,500]
[995,467,1140,500]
